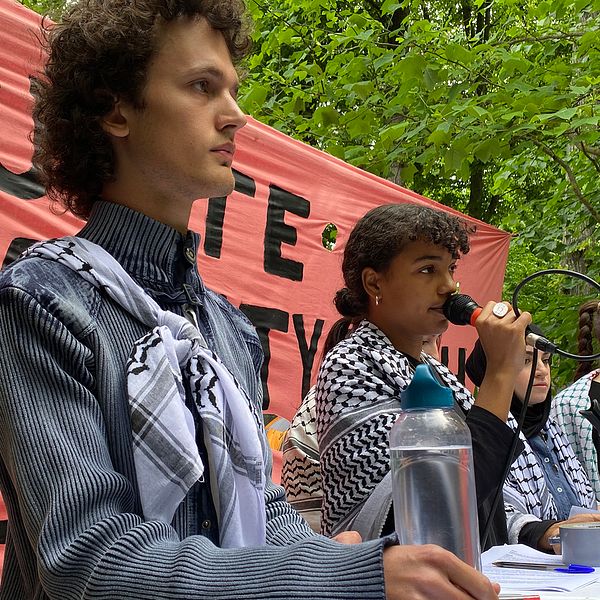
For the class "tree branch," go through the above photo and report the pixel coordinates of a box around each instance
[578,143,600,174]
[492,32,585,46]
[530,138,600,223]
[580,143,600,157]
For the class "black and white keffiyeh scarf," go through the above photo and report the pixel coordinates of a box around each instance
[503,413,596,522]
[551,370,600,498]
[27,237,266,548]
[316,320,473,536]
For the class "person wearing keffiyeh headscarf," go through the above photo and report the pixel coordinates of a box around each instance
[467,326,600,552]
[314,203,534,558]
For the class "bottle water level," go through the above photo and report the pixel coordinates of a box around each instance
[390,445,481,569]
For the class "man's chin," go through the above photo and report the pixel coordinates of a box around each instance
[197,175,235,200]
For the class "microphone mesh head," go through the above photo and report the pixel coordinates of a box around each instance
[443,294,479,325]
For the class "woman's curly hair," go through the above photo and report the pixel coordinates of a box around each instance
[32,0,252,219]
[334,203,473,320]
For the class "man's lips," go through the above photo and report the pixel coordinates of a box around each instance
[211,143,235,159]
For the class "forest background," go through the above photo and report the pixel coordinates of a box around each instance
[22,0,600,387]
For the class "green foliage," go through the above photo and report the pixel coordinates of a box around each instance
[243,0,599,223]
[321,222,338,251]
[242,0,600,390]
[20,0,65,18]
[22,0,600,386]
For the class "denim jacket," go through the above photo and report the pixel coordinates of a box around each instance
[0,200,387,600]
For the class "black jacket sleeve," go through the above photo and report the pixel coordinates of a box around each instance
[466,405,525,549]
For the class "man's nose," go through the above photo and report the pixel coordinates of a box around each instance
[219,93,247,132]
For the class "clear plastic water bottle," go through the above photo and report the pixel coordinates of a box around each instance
[389,363,481,569]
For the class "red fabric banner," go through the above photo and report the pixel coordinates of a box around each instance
[0,0,511,419]
[0,0,511,497]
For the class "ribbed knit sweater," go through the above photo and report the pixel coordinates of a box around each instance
[0,201,387,600]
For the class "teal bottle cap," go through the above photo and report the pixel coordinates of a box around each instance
[401,363,454,409]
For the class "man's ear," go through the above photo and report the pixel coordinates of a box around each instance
[101,100,130,138]
[362,267,381,302]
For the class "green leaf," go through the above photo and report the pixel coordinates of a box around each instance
[473,139,496,163]
[380,122,409,145]
[242,84,269,109]
[444,145,467,174]
[399,164,417,183]
[423,67,440,90]
[571,117,600,128]
[397,55,426,79]
[381,0,403,15]
[373,53,395,71]
[427,127,451,147]
[314,105,339,126]
[444,43,474,65]
[555,107,578,120]
[345,111,376,137]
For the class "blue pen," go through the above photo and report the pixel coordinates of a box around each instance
[493,560,595,574]
[556,564,595,574]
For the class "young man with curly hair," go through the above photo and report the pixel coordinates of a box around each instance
[0,1,502,598]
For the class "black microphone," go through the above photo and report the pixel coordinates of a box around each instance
[443,293,558,354]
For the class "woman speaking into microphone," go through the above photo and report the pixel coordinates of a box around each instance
[314,203,531,549]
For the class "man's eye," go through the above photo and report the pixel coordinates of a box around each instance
[420,266,434,274]
[193,80,208,92]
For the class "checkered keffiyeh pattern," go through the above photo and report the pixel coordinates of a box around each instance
[503,410,597,543]
[27,237,267,549]
[316,320,473,537]
[282,386,322,533]
[551,370,600,500]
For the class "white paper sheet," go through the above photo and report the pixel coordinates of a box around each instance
[482,545,600,593]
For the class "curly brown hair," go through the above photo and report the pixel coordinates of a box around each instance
[334,203,473,320]
[32,0,252,219]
